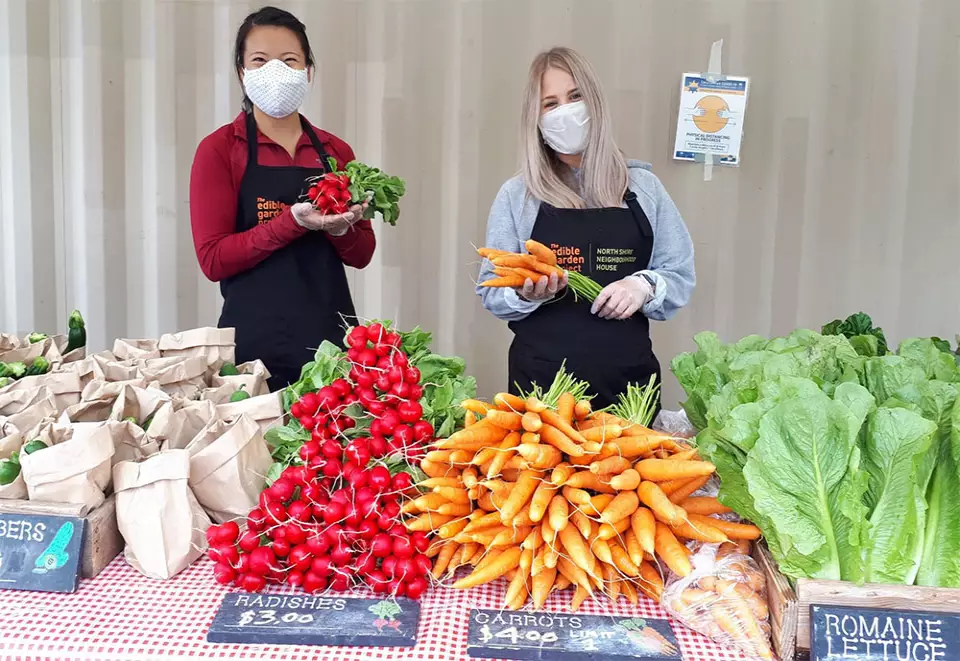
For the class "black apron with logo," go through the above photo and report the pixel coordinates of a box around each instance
[508,192,659,410]
[219,112,357,391]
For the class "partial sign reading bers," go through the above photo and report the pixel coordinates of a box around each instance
[206,592,421,647]
[466,609,682,661]
[0,512,86,593]
[811,604,959,661]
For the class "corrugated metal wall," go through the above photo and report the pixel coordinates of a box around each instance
[1,0,959,404]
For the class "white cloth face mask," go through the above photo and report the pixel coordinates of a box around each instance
[243,59,309,119]
[539,101,591,155]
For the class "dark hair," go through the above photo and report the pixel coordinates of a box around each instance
[234,6,314,111]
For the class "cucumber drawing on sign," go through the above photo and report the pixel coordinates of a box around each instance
[34,522,75,574]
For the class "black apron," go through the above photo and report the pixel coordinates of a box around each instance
[219,112,357,391]
[508,191,659,410]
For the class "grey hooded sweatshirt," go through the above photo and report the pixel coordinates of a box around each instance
[476,160,696,322]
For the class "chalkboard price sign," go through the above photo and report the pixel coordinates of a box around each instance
[0,512,86,593]
[811,604,960,661]
[466,609,682,661]
[206,592,420,647]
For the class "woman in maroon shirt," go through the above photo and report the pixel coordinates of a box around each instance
[190,6,375,391]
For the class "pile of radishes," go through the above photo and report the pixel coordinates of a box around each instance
[308,172,353,216]
[207,459,431,598]
[206,322,441,597]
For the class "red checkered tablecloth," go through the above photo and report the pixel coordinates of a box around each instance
[0,557,756,661]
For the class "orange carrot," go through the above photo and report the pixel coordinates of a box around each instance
[569,584,589,611]
[486,431,522,479]
[521,411,542,432]
[477,247,510,259]
[464,411,477,427]
[460,399,494,415]
[670,518,729,544]
[525,396,548,413]
[437,502,473,517]
[528,480,557,522]
[639,560,665,600]
[452,547,522,589]
[599,491,640,525]
[570,509,594,539]
[610,542,641,577]
[540,424,585,457]
[494,392,527,412]
[655,523,692,577]
[557,556,594,595]
[524,239,557,266]
[492,253,540,270]
[582,425,623,443]
[609,468,641,491]
[561,486,592,507]
[631,507,657,554]
[498,470,539,523]
[431,542,459,578]
[406,512,456,532]
[635,458,716,482]
[589,456,632,476]
[436,421,507,450]
[621,579,639,605]
[557,392,576,425]
[574,399,592,420]
[550,462,576,486]
[486,409,524,432]
[420,459,452,478]
[680,496,732,516]
[624,529,644,566]
[548,494,569,532]
[517,443,562,470]
[667,475,712,503]
[637,482,688,526]
[596,517,632,541]
[434,486,470,504]
[539,409,589,444]
[541,518,557,545]
[591,538,613,565]
[582,493,615,517]
[689,514,762,540]
[531,566,557,608]
[563,470,616,493]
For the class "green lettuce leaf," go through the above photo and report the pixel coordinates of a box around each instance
[916,398,960,587]
[743,384,873,580]
[861,407,937,584]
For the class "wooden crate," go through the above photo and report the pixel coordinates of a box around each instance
[753,543,798,661]
[795,578,960,650]
[0,494,123,578]
[758,541,960,655]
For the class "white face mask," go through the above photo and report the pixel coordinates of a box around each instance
[243,59,309,119]
[539,101,590,155]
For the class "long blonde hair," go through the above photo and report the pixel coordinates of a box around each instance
[520,47,629,209]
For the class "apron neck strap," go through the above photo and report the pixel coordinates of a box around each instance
[623,190,653,238]
[244,111,334,172]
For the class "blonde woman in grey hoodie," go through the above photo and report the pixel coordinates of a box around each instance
[477,47,695,408]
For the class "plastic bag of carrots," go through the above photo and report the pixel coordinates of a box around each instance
[661,542,775,661]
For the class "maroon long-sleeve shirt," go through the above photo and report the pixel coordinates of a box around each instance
[190,112,376,282]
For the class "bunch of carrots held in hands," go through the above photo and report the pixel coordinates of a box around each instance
[478,239,603,302]
[401,375,762,612]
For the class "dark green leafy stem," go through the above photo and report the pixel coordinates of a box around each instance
[327,157,405,226]
[822,312,888,355]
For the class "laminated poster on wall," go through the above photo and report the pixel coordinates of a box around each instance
[673,73,749,166]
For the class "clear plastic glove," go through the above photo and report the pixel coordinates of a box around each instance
[517,271,568,302]
[591,275,652,320]
[291,201,368,236]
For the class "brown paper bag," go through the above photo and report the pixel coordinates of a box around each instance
[113,450,211,579]
[209,360,271,397]
[158,328,236,377]
[216,392,284,436]
[186,414,270,523]
[112,338,161,361]
[0,371,83,413]
[91,354,141,382]
[67,418,159,465]
[65,382,169,425]
[0,386,56,418]
[147,399,216,451]
[47,334,86,363]
[0,337,55,367]
[138,356,207,399]
[0,334,21,353]
[0,429,26,500]
[20,422,115,508]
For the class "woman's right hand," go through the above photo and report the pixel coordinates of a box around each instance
[291,201,366,236]
[517,271,568,301]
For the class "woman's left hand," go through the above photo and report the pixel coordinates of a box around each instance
[591,276,653,320]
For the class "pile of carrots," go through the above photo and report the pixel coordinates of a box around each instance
[478,240,602,302]
[403,389,763,612]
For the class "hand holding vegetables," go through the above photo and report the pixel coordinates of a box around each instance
[304,158,405,226]
[291,201,367,236]
[519,270,568,302]
[479,240,604,303]
[591,276,652,320]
